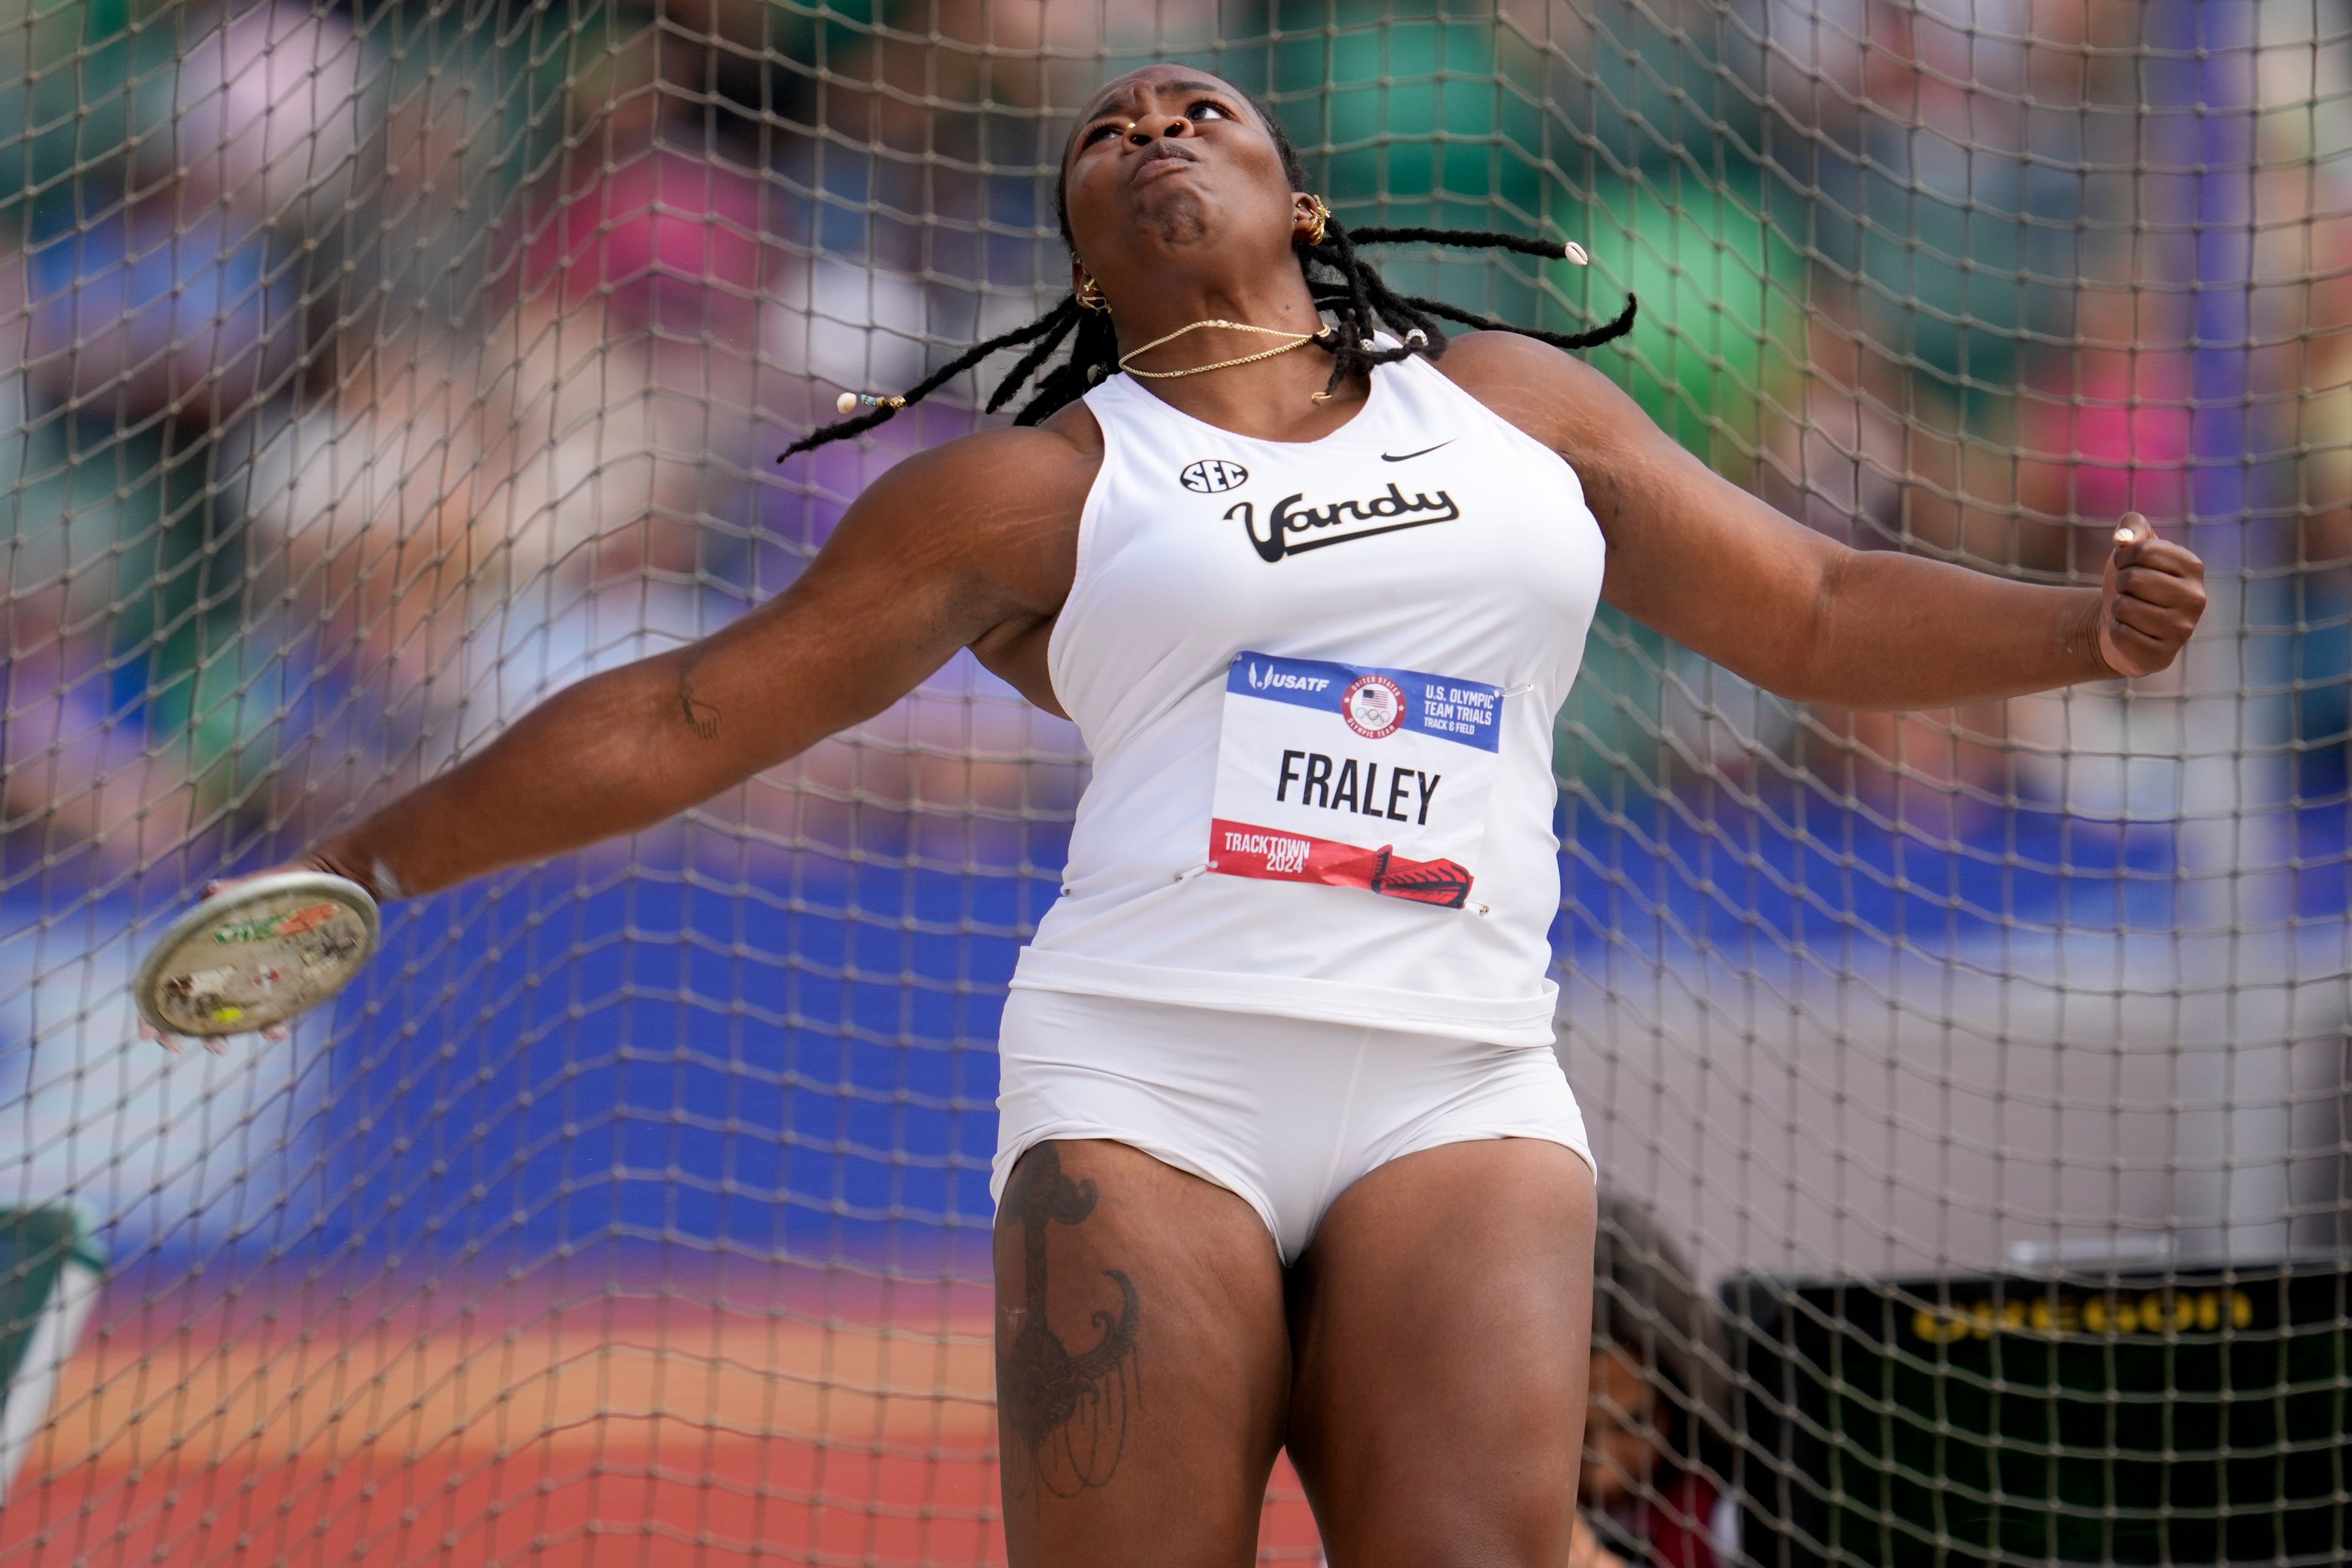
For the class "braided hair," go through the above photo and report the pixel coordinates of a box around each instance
[779,92,1635,461]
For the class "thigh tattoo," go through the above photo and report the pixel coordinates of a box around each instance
[997,1144,1142,1497]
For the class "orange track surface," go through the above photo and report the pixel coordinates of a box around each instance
[1,1305,1323,1566]
[5,1446,1324,1566]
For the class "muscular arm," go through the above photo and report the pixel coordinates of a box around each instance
[1435,333,2206,706]
[303,420,1092,902]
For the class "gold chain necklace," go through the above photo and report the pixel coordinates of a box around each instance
[1117,318,1332,380]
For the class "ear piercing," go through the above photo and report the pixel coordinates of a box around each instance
[835,392,908,414]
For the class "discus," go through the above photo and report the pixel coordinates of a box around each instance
[133,871,380,1038]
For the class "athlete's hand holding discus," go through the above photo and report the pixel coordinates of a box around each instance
[151,61,2203,1567]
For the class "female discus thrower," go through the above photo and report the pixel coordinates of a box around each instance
[199,66,2206,1567]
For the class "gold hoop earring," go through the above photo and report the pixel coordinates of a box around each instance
[1076,274,1108,312]
[1303,195,1332,247]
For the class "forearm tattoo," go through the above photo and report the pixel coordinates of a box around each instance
[676,654,720,741]
[996,1143,1140,1497]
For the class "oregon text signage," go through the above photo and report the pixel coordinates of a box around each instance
[1910,1287,2255,1344]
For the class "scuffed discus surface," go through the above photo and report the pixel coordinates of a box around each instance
[132,872,380,1038]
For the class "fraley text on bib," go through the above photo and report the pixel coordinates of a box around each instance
[1208,651,1502,908]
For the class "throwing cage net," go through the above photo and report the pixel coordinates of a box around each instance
[2,1,2348,1563]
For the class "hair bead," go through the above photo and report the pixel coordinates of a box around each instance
[835,391,908,414]
[780,298,1076,460]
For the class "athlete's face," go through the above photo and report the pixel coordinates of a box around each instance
[1059,66,1321,309]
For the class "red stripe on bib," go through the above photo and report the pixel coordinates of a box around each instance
[1208,819,1473,909]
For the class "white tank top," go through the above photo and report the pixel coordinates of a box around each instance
[1011,350,1607,1045]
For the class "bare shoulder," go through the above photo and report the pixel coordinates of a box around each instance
[1425,330,1654,459]
[1423,330,1683,548]
[849,401,1101,540]
[900,397,1103,485]
[826,401,1103,612]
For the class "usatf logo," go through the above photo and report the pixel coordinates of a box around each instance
[1180,458,1250,494]
[1246,662,1333,693]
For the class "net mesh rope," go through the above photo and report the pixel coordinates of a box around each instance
[1,1,2346,1564]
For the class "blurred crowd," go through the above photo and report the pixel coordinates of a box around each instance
[0,0,1095,880]
[2,7,2349,1556]
[0,0,2348,874]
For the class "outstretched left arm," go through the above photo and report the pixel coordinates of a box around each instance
[1438,333,2206,707]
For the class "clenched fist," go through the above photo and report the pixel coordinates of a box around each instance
[2096,513,2206,677]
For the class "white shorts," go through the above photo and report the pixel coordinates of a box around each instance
[992,987,1595,1264]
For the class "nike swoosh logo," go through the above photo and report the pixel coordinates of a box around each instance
[1381,440,1454,462]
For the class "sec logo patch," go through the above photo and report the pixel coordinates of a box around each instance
[1180,458,1250,494]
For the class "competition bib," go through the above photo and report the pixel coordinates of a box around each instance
[1207,651,1502,909]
